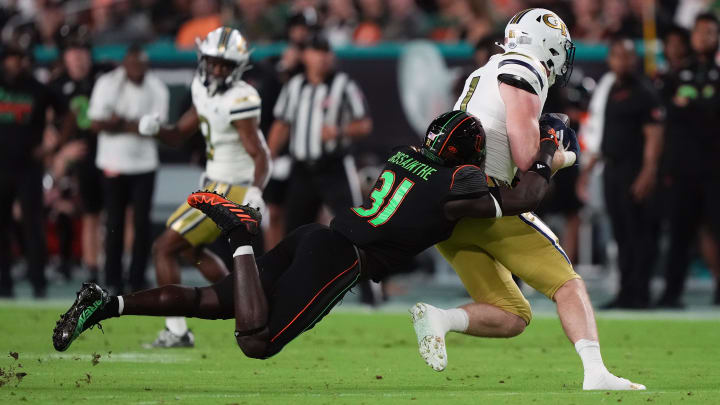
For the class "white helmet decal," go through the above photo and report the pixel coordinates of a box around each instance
[501,8,575,86]
[196,27,251,95]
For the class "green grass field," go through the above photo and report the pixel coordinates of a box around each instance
[0,304,718,404]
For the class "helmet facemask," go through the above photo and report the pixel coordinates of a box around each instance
[547,38,575,87]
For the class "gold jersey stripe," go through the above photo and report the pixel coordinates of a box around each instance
[459,76,480,112]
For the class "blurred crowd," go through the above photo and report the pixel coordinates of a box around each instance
[1,0,720,309]
[3,0,719,50]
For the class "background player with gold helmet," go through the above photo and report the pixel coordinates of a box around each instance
[137,26,270,348]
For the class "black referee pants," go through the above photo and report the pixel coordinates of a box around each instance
[0,166,46,295]
[103,171,155,293]
[603,164,660,307]
[211,223,361,358]
[284,157,361,234]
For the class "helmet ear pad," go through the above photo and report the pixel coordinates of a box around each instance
[423,111,486,167]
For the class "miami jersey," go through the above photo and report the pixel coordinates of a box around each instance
[454,52,549,184]
[191,76,263,184]
[331,146,488,280]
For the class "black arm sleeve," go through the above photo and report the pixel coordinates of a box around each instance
[449,165,489,200]
[498,73,537,95]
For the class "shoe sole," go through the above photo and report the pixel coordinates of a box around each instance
[52,288,103,352]
[409,303,447,372]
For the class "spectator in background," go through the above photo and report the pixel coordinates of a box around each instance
[660,25,692,73]
[578,37,664,309]
[0,44,67,298]
[354,0,385,45]
[602,0,641,39]
[655,13,720,308]
[175,0,222,48]
[149,0,192,38]
[228,0,285,44]
[88,45,169,295]
[90,0,152,45]
[49,34,103,284]
[324,0,358,47]
[570,0,605,42]
[383,0,429,41]
[429,0,492,44]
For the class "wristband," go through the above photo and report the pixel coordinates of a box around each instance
[527,160,551,183]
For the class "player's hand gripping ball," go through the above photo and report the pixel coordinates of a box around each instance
[138,113,161,137]
[539,113,579,167]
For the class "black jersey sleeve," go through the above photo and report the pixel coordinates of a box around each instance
[448,165,489,200]
[497,73,538,95]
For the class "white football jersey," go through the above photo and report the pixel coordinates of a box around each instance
[191,76,263,184]
[454,52,549,184]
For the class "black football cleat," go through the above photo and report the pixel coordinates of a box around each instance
[53,283,110,352]
[187,191,262,242]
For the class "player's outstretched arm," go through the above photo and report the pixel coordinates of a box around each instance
[138,106,200,146]
[499,82,542,171]
[233,116,271,188]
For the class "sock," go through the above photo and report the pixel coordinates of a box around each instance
[575,339,606,374]
[233,245,254,257]
[443,308,469,333]
[165,317,188,336]
[86,296,120,327]
[228,228,253,252]
[117,296,124,315]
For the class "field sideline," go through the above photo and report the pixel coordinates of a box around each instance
[0,304,718,404]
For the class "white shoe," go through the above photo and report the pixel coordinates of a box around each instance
[410,302,448,372]
[583,369,646,390]
[143,328,195,348]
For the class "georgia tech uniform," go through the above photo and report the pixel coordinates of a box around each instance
[166,76,262,246]
[437,51,579,323]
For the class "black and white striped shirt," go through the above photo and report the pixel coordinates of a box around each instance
[273,71,368,162]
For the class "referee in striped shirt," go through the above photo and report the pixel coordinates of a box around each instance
[268,33,372,234]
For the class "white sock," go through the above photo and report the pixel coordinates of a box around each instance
[575,339,607,374]
[117,296,124,315]
[166,317,188,336]
[233,245,253,257]
[442,308,469,333]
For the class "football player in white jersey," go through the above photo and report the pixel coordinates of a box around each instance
[137,27,270,347]
[411,9,646,390]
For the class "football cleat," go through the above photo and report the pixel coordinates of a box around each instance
[583,370,646,391]
[410,302,448,372]
[145,328,195,349]
[187,191,262,240]
[53,283,109,352]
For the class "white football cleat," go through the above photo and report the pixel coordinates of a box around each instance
[410,302,448,372]
[583,370,646,390]
[143,328,195,349]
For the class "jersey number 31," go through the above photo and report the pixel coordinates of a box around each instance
[352,170,415,227]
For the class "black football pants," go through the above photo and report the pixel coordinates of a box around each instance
[212,223,361,358]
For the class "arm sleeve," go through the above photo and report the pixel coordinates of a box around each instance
[496,55,545,95]
[87,75,111,120]
[229,86,261,122]
[343,79,369,120]
[449,165,489,199]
